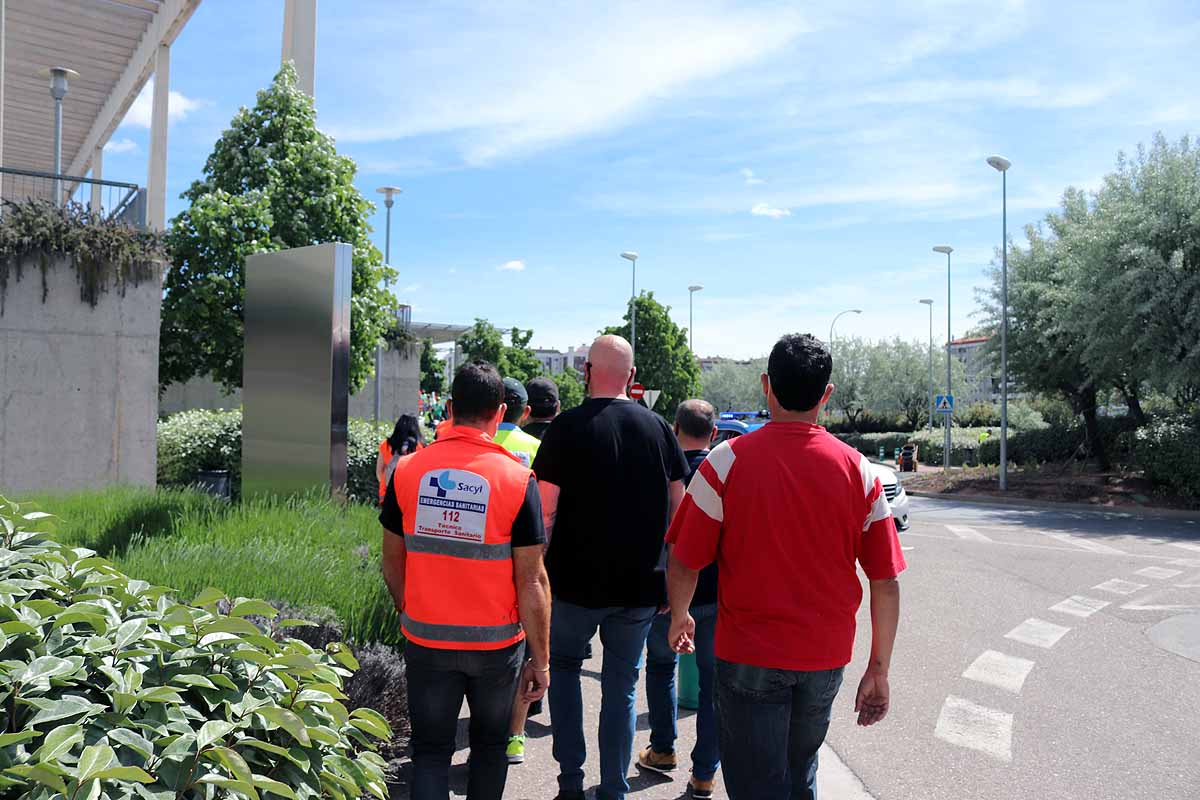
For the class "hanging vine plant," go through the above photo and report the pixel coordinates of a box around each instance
[0,199,165,314]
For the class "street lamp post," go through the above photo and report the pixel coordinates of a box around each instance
[933,246,954,469]
[987,155,1012,491]
[828,308,862,365]
[39,67,79,205]
[688,284,704,353]
[919,299,934,430]
[621,252,639,366]
[374,186,402,428]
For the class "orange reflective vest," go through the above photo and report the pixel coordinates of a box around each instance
[391,426,531,650]
[379,438,424,500]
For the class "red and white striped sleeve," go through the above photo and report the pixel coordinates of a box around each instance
[667,441,736,571]
[857,454,907,580]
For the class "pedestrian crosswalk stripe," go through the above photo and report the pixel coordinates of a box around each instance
[935,696,1012,762]
[1093,578,1147,595]
[962,650,1036,694]
[1005,618,1071,649]
[1035,530,1125,555]
[1135,566,1183,580]
[946,525,992,542]
[1049,595,1109,618]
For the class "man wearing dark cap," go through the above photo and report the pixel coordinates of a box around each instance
[494,378,542,468]
[522,376,560,440]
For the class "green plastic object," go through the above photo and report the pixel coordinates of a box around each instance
[678,652,700,710]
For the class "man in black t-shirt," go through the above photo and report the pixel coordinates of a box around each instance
[636,399,721,797]
[522,376,560,441]
[533,335,688,800]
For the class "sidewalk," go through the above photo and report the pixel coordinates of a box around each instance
[389,640,874,799]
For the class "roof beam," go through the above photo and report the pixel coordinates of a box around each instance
[65,0,200,178]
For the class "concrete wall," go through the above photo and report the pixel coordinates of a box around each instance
[160,341,420,422]
[0,256,162,495]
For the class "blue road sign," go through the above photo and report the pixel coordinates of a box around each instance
[935,394,955,414]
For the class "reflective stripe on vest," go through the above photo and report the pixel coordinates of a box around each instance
[401,612,522,644]
[404,533,512,560]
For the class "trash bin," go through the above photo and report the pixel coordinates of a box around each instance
[194,469,231,499]
[678,652,700,710]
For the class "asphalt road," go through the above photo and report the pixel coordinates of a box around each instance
[827,496,1200,800]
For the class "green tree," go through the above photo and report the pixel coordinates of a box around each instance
[456,318,543,383]
[603,292,701,417]
[702,358,767,412]
[419,337,445,394]
[554,366,586,412]
[829,336,870,429]
[159,64,395,393]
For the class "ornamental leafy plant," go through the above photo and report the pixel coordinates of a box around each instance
[0,200,162,315]
[160,63,396,394]
[0,496,391,800]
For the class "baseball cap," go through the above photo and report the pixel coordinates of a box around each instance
[502,377,528,409]
[526,376,559,416]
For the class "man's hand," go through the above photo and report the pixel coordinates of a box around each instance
[519,661,550,703]
[854,670,890,726]
[669,612,696,654]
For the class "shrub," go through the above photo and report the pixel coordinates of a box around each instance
[0,495,390,800]
[960,402,1001,428]
[1134,418,1200,498]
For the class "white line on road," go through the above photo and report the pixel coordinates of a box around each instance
[1049,595,1110,618]
[934,696,1013,762]
[962,650,1036,694]
[902,531,1200,563]
[1005,618,1071,649]
[1094,578,1148,595]
[1035,530,1126,555]
[946,525,993,542]
[1120,601,1200,611]
[1135,566,1183,580]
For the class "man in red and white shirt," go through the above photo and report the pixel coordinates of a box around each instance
[666,333,904,800]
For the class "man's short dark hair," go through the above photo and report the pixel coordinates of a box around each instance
[675,399,716,439]
[768,333,832,412]
[450,361,504,423]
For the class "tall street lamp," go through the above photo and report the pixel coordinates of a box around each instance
[374,186,402,428]
[688,284,704,354]
[829,308,862,365]
[919,299,934,430]
[621,251,639,366]
[933,246,954,469]
[988,155,1012,491]
[39,66,79,205]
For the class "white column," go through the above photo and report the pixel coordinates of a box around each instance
[146,43,170,230]
[90,145,103,213]
[0,0,7,201]
[281,0,317,97]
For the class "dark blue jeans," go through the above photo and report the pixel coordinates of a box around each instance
[405,640,523,800]
[644,603,719,780]
[714,659,845,800]
[548,599,657,800]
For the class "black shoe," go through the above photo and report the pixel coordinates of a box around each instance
[553,792,586,800]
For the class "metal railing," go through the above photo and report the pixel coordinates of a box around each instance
[0,166,146,228]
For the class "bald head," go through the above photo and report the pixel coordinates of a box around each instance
[587,334,635,398]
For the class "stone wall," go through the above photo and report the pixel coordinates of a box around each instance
[160,342,420,422]
[0,256,162,495]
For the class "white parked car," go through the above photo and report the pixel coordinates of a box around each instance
[869,462,910,531]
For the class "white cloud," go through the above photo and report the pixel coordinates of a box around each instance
[750,202,790,219]
[740,167,765,185]
[398,283,422,294]
[121,81,204,128]
[498,260,526,272]
[103,137,138,155]
[858,77,1124,110]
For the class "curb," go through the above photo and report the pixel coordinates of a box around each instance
[906,490,1200,521]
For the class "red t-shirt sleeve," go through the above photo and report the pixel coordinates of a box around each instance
[859,474,907,580]
[667,458,724,571]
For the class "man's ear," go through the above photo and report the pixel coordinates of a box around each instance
[709,426,718,443]
[495,403,507,425]
[446,399,454,421]
[520,406,531,425]
[760,372,770,398]
[822,383,835,405]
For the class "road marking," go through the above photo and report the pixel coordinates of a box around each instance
[934,696,1013,761]
[1049,595,1110,618]
[1120,601,1200,611]
[903,532,1200,563]
[1034,530,1125,555]
[1135,566,1183,580]
[1169,542,1200,554]
[1094,578,1148,595]
[946,525,992,542]
[1005,618,1071,648]
[962,650,1036,694]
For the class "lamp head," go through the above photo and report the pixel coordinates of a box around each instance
[620,251,639,262]
[933,245,954,255]
[986,155,1012,172]
[375,186,402,206]
[688,284,704,293]
[919,298,934,306]
[39,66,79,101]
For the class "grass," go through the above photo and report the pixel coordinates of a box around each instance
[24,485,402,646]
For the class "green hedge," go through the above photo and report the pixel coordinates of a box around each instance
[157,409,390,503]
[836,428,989,467]
[1134,418,1200,498]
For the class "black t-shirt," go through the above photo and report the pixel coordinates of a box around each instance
[532,398,689,608]
[522,420,553,441]
[379,466,545,548]
[683,449,719,607]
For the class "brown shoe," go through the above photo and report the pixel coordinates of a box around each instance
[637,746,677,774]
[688,775,715,798]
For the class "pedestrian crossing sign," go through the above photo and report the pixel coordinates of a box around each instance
[936,395,954,414]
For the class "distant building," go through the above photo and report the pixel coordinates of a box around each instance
[534,348,569,374]
[949,335,1003,404]
[698,355,754,373]
[566,343,590,373]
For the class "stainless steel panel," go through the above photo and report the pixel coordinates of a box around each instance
[242,243,352,499]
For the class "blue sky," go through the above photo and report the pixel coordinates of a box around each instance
[100,0,1200,359]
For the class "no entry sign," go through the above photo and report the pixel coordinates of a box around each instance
[629,383,645,401]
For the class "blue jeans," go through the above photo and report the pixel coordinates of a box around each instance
[405,641,522,800]
[549,599,657,800]
[714,659,845,800]
[644,603,719,780]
